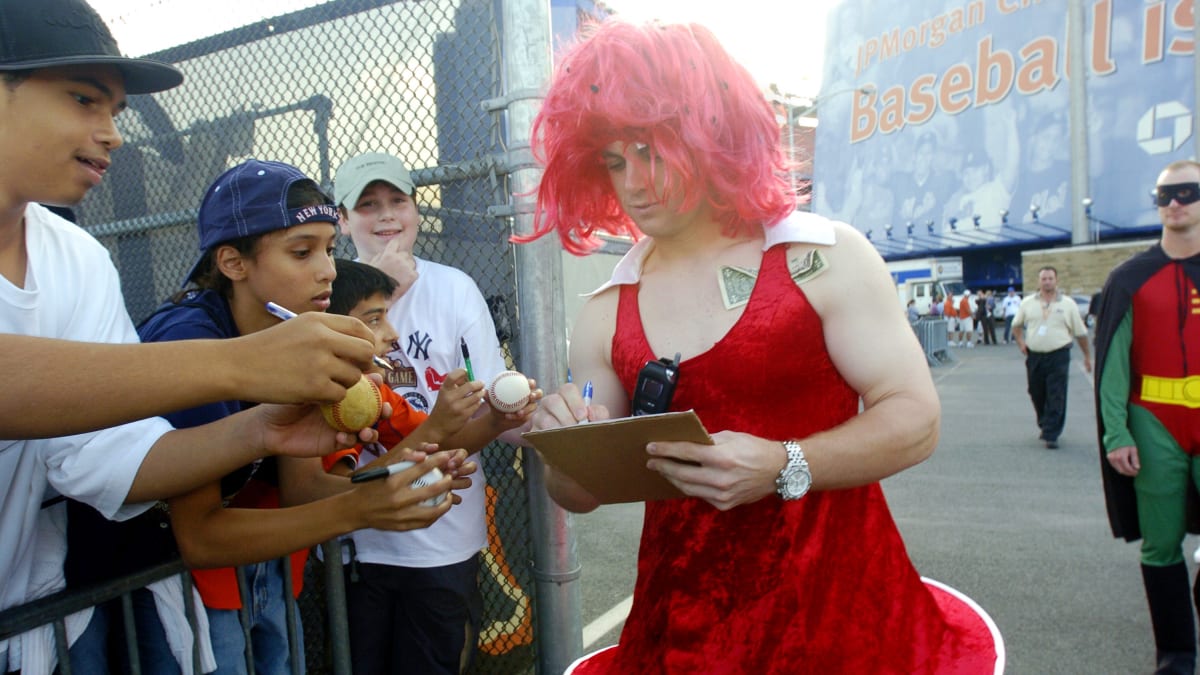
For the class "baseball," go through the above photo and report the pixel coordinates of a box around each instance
[320,375,383,433]
[388,461,446,507]
[487,370,532,414]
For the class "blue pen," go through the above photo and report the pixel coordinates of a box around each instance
[581,380,594,423]
[266,301,394,372]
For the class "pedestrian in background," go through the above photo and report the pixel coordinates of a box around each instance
[976,290,997,345]
[958,290,975,347]
[945,292,961,345]
[1012,266,1092,449]
[1001,286,1022,344]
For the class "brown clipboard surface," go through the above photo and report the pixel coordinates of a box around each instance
[522,410,713,504]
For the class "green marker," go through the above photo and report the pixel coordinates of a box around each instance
[460,337,475,381]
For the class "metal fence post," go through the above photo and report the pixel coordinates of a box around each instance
[502,0,584,672]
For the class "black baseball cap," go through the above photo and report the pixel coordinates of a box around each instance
[0,0,183,95]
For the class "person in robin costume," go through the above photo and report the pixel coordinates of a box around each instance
[1095,159,1200,675]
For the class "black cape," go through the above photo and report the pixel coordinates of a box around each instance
[1093,243,1200,541]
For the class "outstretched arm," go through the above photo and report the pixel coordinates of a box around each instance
[127,402,380,503]
[1,313,377,438]
[169,452,460,569]
[528,288,624,513]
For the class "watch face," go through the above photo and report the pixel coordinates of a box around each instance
[785,471,811,498]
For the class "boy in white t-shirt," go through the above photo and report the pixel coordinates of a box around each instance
[334,152,530,674]
[0,2,383,671]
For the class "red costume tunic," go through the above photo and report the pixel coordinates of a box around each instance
[573,245,998,674]
[1129,265,1200,452]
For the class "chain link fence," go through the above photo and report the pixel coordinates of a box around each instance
[74,1,535,672]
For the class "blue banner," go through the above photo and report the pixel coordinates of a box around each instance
[813,0,1196,255]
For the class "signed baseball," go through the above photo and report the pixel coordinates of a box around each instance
[320,375,382,433]
[487,371,532,414]
[388,461,446,507]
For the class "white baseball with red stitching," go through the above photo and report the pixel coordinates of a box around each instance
[487,371,531,413]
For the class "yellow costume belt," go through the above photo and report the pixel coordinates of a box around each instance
[1140,375,1200,409]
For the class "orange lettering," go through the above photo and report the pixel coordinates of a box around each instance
[1091,0,1116,75]
[907,74,938,126]
[879,86,906,134]
[1169,0,1194,54]
[1016,37,1059,94]
[1144,1,1165,63]
[881,29,901,61]
[975,36,1014,106]
[850,90,878,144]
[939,63,973,114]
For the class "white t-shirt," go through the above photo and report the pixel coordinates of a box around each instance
[0,204,171,673]
[1002,293,1022,318]
[350,257,505,567]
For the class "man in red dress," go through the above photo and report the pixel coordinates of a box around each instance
[521,19,1000,674]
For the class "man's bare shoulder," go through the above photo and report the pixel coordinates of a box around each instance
[574,285,620,334]
[571,285,621,369]
[790,221,885,283]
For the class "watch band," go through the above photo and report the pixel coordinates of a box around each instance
[776,440,811,500]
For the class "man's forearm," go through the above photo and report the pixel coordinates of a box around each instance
[0,335,235,439]
[126,411,263,503]
[801,389,940,490]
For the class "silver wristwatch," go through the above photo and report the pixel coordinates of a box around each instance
[776,441,811,500]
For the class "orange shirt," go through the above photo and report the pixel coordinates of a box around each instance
[190,479,307,609]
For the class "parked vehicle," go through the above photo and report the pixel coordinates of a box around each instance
[1072,294,1096,329]
[888,256,964,316]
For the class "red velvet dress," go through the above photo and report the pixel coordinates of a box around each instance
[573,245,998,674]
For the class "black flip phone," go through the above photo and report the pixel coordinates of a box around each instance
[631,353,681,416]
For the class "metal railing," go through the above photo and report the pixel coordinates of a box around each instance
[912,318,955,366]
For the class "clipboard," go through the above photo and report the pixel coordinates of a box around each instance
[522,410,713,504]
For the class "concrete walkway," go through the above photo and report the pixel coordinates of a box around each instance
[886,341,1176,674]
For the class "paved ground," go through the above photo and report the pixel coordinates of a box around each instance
[574,341,1191,674]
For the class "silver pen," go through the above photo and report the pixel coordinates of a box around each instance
[265,301,394,371]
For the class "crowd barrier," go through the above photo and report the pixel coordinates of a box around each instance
[912,317,955,367]
[0,541,359,675]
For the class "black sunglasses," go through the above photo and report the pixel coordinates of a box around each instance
[1155,182,1200,207]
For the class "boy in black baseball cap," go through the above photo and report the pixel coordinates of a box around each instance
[0,0,380,435]
[0,0,183,94]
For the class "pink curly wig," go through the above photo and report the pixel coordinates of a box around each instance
[519,20,795,255]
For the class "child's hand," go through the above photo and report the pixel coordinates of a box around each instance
[426,369,484,440]
[438,447,477,498]
[349,450,457,532]
[359,441,437,472]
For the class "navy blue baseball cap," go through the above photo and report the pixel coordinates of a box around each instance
[184,159,339,283]
[0,0,183,95]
